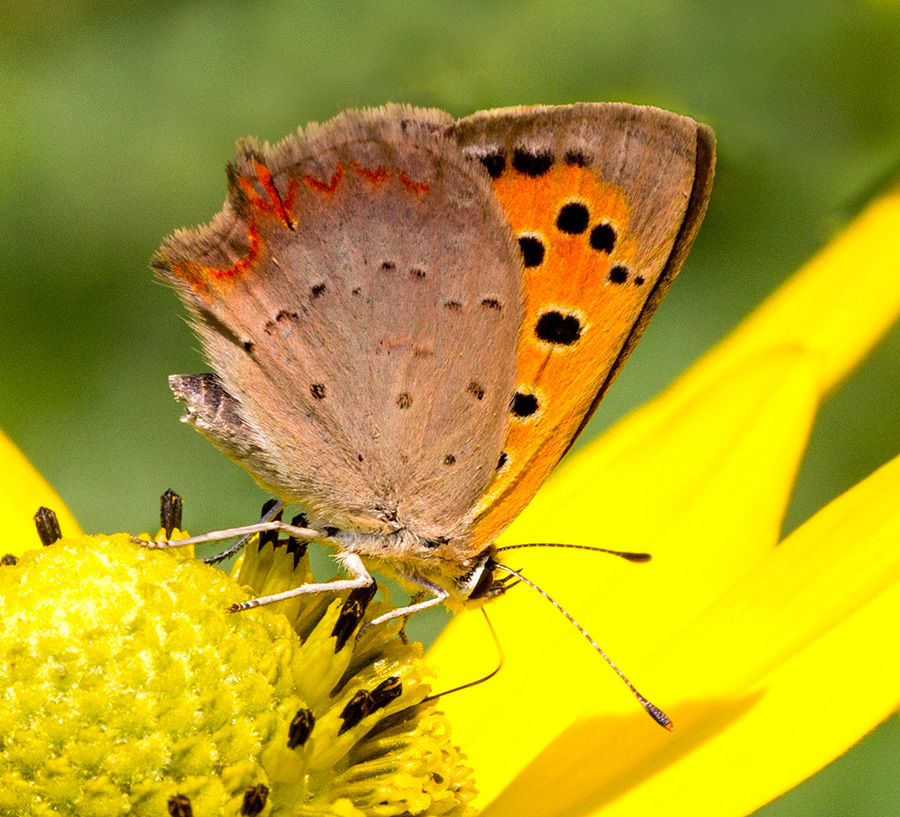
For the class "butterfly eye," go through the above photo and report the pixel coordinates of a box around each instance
[465,559,500,601]
[463,554,515,603]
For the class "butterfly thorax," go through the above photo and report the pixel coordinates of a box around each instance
[325,518,495,603]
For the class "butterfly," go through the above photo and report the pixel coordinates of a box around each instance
[152,102,714,646]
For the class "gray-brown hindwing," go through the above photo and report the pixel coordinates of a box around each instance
[154,106,524,542]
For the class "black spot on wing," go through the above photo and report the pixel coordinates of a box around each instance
[535,311,582,345]
[264,310,299,335]
[556,202,590,234]
[564,150,589,167]
[608,265,629,284]
[590,223,616,253]
[510,392,539,417]
[512,148,553,176]
[467,381,485,400]
[518,236,545,267]
[478,150,506,179]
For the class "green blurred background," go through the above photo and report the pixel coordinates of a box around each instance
[2,1,899,813]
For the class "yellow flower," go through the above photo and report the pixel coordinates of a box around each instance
[428,185,900,816]
[3,184,900,815]
[1,500,475,815]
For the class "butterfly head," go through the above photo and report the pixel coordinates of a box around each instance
[455,548,512,609]
[336,526,510,610]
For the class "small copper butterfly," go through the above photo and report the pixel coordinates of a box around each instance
[152,103,714,719]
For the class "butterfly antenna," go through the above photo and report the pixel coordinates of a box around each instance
[495,542,651,563]
[491,562,672,730]
[202,499,286,565]
[420,609,504,704]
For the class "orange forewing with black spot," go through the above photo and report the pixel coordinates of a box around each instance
[451,104,716,544]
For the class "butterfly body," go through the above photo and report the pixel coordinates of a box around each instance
[155,103,715,610]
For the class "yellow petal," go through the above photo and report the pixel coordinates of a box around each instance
[429,184,900,808]
[430,348,820,806]
[484,442,900,817]
[0,428,81,554]
[567,185,900,486]
[652,184,900,420]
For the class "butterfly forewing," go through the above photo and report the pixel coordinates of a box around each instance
[449,104,716,544]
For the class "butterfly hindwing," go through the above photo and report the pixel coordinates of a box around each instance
[154,106,524,542]
[449,103,716,544]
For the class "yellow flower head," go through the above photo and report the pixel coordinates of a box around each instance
[0,527,476,816]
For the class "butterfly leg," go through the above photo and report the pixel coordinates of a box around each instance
[133,518,326,549]
[229,551,375,612]
[398,591,429,643]
[362,576,449,632]
[202,499,286,565]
